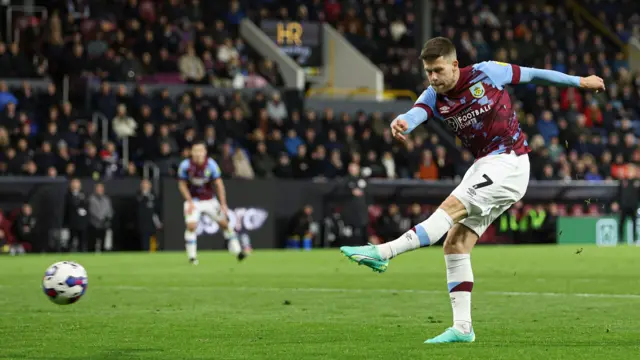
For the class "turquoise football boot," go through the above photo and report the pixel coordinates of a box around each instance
[339,244,389,273]
[424,327,476,344]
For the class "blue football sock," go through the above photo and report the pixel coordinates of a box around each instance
[286,238,300,249]
[302,237,312,250]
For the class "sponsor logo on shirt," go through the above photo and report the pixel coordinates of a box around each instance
[444,104,492,132]
[188,169,210,186]
[190,177,209,186]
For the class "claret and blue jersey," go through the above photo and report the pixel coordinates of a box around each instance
[177,158,221,201]
[399,61,582,159]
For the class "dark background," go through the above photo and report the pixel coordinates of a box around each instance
[4,177,621,252]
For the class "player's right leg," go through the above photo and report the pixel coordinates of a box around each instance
[340,195,467,272]
[184,201,201,265]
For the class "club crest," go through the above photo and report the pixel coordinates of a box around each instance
[470,82,485,99]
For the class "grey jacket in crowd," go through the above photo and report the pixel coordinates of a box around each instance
[89,194,113,229]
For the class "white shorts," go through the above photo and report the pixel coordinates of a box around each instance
[184,198,225,224]
[451,152,530,237]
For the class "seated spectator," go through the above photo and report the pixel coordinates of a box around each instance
[252,142,276,178]
[157,48,178,73]
[0,210,19,255]
[537,111,558,144]
[245,63,268,89]
[217,38,239,64]
[258,59,284,87]
[112,104,137,139]
[218,142,235,178]
[284,129,303,156]
[156,142,180,176]
[583,101,604,128]
[267,92,288,123]
[417,150,438,180]
[179,44,206,84]
[274,152,294,178]
[13,203,35,250]
[380,152,396,179]
[232,149,255,179]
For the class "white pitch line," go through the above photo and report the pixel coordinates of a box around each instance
[6,283,639,300]
[105,285,640,299]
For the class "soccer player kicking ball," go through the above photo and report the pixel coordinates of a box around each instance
[178,141,248,265]
[340,37,605,344]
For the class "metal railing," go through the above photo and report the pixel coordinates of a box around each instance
[121,136,129,170]
[565,0,628,54]
[62,75,70,103]
[91,111,134,177]
[306,87,418,102]
[92,112,109,145]
[6,5,48,44]
[143,161,161,194]
[629,37,640,74]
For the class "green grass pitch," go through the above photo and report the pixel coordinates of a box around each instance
[2,246,640,360]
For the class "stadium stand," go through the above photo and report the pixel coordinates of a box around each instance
[0,0,637,245]
[431,0,639,182]
[2,0,635,182]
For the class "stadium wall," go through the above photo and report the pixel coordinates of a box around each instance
[2,178,624,252]
[159,179,621,250]
[557,216,640,246]
[0,177,143,252]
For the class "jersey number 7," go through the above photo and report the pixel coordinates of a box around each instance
[472,174,493,189]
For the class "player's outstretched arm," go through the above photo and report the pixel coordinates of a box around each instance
[391,87,436,142]
[519,66,605,91]
[478,61,605,92]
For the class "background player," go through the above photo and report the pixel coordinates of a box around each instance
[178,141,247,264]
[340,37,605,344]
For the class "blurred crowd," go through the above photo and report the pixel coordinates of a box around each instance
[433,0,640,181]
[0,80,466,180]
[13,0,284,87]
[0,203,35,255]
[366,200,624,246]
[0,0,639,183]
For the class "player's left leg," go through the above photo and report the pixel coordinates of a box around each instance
[209,199,248,261]
[240,232,253,254]
[217,217,239,251]
[340,194,467,272]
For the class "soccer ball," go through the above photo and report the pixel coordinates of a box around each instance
[42,261,88,305]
